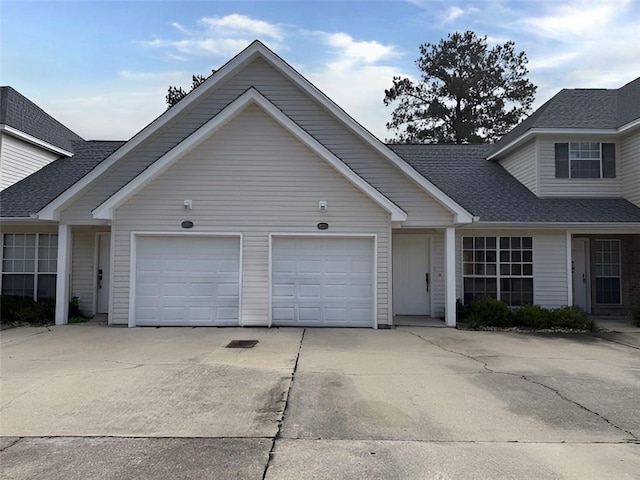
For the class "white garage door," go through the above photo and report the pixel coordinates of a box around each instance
[134,236,240,326]
[272,237,375,327]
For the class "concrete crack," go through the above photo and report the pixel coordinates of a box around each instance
[0,437,22,452]
[402,329,638,441]
[261,328,305,480]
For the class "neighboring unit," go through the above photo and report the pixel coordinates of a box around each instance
[1,41,638,328]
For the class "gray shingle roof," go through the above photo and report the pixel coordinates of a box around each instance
[490,77,640,157]
[390,144,640,223]
[0,86,84,153]
[0,141,124,217]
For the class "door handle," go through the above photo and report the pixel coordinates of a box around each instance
[98,269,103,289]
[425,273,429,292]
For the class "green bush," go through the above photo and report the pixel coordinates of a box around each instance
[633,305,640,327]
[1,295,55,325]
[549,306,593,330]
[512,304,552,329]
[462,297,510,327]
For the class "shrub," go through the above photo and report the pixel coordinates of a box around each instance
[462,297,510,327]
[512,304,551,329]
[633,305,640,327]
[69,296,84,319]
[1,295,55,325]
[549,306,593,330]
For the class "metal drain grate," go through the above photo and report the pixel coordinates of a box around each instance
[226,340,259,348]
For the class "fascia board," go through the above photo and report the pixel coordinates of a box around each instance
[93,89,407,222]
[0,125,74,157]
[458,221,640,231]
[487,127,622,161]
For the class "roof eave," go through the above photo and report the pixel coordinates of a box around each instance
[0,124,74,157]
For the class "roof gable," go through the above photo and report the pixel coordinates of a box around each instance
[0,86,83,155]
[92,89,407,222]
[37,40,472,224]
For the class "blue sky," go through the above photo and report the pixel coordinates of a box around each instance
[2,0,639,141]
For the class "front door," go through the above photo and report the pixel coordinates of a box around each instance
[96,233,111,314]
[572,238,590,313]
[393,234,430,316]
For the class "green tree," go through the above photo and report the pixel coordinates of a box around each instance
[384,31,536,144]
[166,71,215,108]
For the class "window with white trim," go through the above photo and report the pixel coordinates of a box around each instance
[463,236,533,306]
[555,142,616,179]
[594,239,621,305]
[1,234,57,301]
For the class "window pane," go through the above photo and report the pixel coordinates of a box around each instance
[37,274,57,301]
[463,237,473,249]
[1,274,35,298]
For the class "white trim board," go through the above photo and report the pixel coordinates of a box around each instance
[92,89,407,222]
[0,124,74,157]
[127,231,243,328]
[37,41,472,224]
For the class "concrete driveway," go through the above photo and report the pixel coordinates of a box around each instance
[1,323,639,479]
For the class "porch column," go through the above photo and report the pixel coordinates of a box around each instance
[55,224,72,325]
[444,227,456,327]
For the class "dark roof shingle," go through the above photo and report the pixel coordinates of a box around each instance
[0,141,124,217]
[490,76,640,157]
[0,86,84,153]
[390,144,640,223]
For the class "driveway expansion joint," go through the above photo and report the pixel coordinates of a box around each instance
[261,328,306,480]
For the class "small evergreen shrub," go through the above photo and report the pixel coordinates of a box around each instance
[1,295,55,325]
[461,297,510,327]
[511,304,551,329]
[633,305,640,327]
[549,306,593,330]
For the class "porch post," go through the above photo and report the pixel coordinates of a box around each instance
[55,224,72,325]
[445,227,456,327]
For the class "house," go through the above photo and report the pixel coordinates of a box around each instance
[0,86,85,191]
[1,41,638,328]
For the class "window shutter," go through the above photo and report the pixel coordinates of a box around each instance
[602,143,616,178]
[555,143,569,178]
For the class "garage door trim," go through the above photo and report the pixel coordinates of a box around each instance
[128,232,243,327]
[268,233,377,328]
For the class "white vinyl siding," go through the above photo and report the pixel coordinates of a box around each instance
[499,139,538,194]
[455,229,568,309]
[537,136,622,197]
[59,56,453,227]
[110,105,391,326]
[619,131,640,207]
[0,134,59,191]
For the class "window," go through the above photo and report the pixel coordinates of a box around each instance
[555,142,616,179]
[463,236,533,306]
[594,239,621,305]
[1,234,57,301]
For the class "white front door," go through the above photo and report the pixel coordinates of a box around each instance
[393,234,430,316]
[96,233,110,314]
[572,238,590,313]
[271,237,375,327]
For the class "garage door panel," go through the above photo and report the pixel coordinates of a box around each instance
[135,236,240,326]
[272,237,374,327]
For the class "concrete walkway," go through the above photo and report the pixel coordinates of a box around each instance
[1,324,639,479]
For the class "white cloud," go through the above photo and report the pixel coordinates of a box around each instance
[445,6,465,21]
[140,14,285,58]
